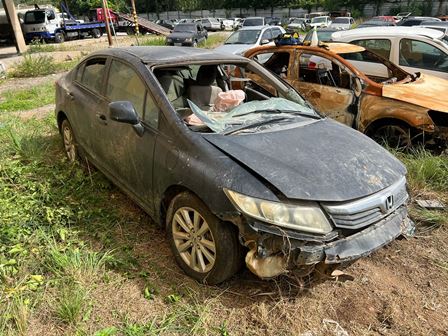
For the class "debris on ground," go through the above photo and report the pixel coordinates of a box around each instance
[416,199,445,210]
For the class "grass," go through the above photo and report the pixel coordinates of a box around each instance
[8,54,79,78]
[0,81,55,112]
[139,36,166,46]
[199,33,229,49]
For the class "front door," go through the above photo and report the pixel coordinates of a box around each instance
[99,59,160,214]
[293,51,357,126]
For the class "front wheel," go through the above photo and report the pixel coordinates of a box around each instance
[61,119,78,162]
[373,124,412,149]
[54,32,65,43]
[91,28,101,38]
[166,192,243,284]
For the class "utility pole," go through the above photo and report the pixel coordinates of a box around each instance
[102,0,113,46]
[2,0,27,54]
[130,0,139,35]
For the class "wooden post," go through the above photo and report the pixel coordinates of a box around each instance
[130,0,139,35]
[2,0,27,54]
[102,0,113,46]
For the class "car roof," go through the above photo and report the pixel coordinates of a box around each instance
[249,42,365,55]
[239,25,271,31]
[312,16,330,19]
[88,46,248,66]
[332,26,444,39]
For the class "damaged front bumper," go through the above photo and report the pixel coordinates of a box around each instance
[239,206,414,279]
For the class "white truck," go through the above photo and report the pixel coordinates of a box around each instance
[22,6,106,43]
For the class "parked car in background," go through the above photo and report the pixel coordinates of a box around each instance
[245,42,448,148]
[200,18,221,31]
[222,19,234,30]
[266,17,281,26]
[332,27,448,79]
[56,46,414,284]
[178,18,197,24]
[156,19,175,30]
[329,17,355,30]
[216,18,226,30]
[242,17,265,27]
[310,16,332,28]
[215,25,285,56]
[165,22,207,47]
[420,24,448,35]
[303,28,338,43]
[398,16,441,26]
[287,18,307,32]
[358,16,396,28]
[233,17,243,29]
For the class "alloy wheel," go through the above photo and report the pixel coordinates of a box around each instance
[62,123,76,162]
[171,207,216,273]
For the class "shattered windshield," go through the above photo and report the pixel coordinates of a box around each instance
[153,62,319,135]
[225,30,261,44]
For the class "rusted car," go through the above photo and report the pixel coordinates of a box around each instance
[244,43,448,147]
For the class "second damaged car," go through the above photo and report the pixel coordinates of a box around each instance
[55,47,414,284]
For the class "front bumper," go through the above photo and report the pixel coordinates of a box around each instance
[166,41,194,46]
[25,31,54,40]
[240,206,414,278]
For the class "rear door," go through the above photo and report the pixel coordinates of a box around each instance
[69,56,109,162]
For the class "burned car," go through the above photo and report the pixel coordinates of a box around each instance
[55,47,413,284]
[245,43,448,148]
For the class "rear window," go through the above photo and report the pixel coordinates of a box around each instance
[244,18,264,26]
[80,58,106,95]
[333,18,349,23]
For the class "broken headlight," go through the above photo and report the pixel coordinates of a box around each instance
[224,189,332,234]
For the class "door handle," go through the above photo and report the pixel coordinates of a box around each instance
[97,113,107,125]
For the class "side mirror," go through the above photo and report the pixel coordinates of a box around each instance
[261,39,270,45]
[47,10,56,20]
[109,101,144,136]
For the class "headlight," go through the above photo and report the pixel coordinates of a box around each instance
[185,37,192,42]
[225,189,332,234]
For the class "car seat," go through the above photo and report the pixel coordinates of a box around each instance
[156,70,186,109]
[187,65,223,110]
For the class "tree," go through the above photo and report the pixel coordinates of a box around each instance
[288,0,323,13]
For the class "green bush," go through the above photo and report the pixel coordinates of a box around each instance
[10,54,57,78]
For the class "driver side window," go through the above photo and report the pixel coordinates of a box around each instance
[299,53,351,89]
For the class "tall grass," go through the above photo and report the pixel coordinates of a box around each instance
[10,55,57,78]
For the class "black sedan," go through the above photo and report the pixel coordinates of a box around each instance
[55,47,414,284]
[166,23,207,47]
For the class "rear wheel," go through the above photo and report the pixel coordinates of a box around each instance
[166,192,243,284]
[61,119,78,162]
[91,28,101,38]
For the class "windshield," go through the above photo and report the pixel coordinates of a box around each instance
[333,18,349,23]
[174,24,196,32]
[24,11,46,24]
[244,18,263,26]
[312,17,326,23]
[153,62,318,135]
[225,30,261,44]
[292,19,304,24]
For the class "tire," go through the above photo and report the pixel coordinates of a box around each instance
[54,32,65,43]
[192,40,198,47]
[166,192,243,284]
[373,124,412,149]
[61,119,78,163]
[126,27,135,35]
[91,28,101,38]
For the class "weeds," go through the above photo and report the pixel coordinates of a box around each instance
[10,54,57,78]
[139,36,166,46]
[199,33,229,49]
[27,40,57,53]
[53,284,88,325]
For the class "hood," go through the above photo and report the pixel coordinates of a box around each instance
[215,44,253,55]
[383,74,448,112]
[329,23,349,29]
[203,119,405,202]
[168,31,195,39]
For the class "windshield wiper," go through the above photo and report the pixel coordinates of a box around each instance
[222,116,291,135]
[233,109,321,119]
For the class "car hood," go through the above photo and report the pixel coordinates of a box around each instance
[383,74,448,112]
[330,23,349,29]
[202,119,406,202]
[168,32,195,39]
[215,44,254,55]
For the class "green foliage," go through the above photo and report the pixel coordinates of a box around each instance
[0,81,55,112]
[27,40,57,54]
[53,284,88,324]
[139,37,166,46]
[10,55,57,78]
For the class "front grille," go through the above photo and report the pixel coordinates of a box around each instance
[322,177,408,230]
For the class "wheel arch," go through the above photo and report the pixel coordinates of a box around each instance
[56,110,68,132]
[364,117,412,137]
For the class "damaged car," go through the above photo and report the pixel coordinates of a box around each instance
[244,43,448,148]
[55,47,414,284]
